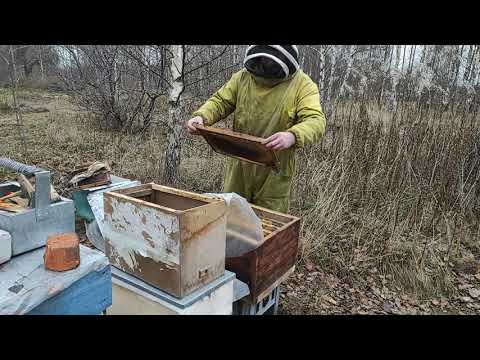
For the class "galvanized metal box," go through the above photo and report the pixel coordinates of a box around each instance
[103,184,226,299]
[0,172,75,256]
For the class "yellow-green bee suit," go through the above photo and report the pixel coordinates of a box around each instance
[193,68,326,213]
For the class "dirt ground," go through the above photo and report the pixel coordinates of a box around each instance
[2,89,480,315]
[277,262,480,315]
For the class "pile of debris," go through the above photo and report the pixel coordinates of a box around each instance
[0,189,27,212]
[0,174,61,213]
[64,161,111,190]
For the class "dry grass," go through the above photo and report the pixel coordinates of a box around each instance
[290,100,480,298]
[1,89,479,301]
[0,93,11,113]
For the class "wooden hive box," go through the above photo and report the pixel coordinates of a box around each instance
[225,204,300,302]
[103,184,226,299]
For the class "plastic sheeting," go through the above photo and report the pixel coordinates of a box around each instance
[204,193,264,257]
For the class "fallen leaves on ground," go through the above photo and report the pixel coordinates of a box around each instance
[278,264,480,315]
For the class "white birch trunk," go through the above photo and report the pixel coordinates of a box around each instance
[38,45,45,80]
[164,45,185,186]
[317,46,327,105]
[324,46,339,116]
[9,46,28,160]
[330,45,355,118]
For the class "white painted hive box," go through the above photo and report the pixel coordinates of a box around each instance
[103,183,226,298]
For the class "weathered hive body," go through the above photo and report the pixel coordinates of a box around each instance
[103,184,226,298]
[225,204,300,301]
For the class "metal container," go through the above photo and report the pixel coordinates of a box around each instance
[103,183,227,298]
[0,171,75,256]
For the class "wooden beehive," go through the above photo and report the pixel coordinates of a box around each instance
[103,183,226,299]
[225,204,300,302]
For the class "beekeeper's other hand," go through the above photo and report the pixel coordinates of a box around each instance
[263,132,296,151]
[186,116,204,135]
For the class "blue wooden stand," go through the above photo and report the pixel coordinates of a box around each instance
[28,265,112,315]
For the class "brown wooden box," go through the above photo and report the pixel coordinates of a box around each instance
[225,204,300,302]
[103,184,226,299]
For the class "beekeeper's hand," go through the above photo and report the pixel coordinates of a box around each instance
[264,132,296,151]
[186,116,204,135]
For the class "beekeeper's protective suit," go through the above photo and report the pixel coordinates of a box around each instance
[188,45,326,213]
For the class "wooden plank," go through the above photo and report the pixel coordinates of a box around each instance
[261,225,277,234]
[151,184,219,205]
[179,199,226,297]
[0,202,24,212]
[254,266,295,303]
[0,191,22,201]
[196,124,269,144]
[257,233,297,258]
[152,188,208,211]
[252,204,298,224]
[260,217,285,228]
[105,191,180,215]
[256,250,297,288]
[256,224,299,257]
[27,266,112,315]
[226,229,298,296]
[77,177,110,190]
[257,229,299,258]
[257,245,298,274]
[108,185,219,215]
[256,260,296,296]
[257,251,298,279]
[225,254,255,286]
[114,184,152,195]
[121,189,152,198]
[240,217,300,300]
[8,196,28,208]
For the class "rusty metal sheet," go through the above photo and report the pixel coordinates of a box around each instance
[195,125,280,171]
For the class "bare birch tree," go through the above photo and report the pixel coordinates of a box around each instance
[0,45,29,160]
[164,45,185,186]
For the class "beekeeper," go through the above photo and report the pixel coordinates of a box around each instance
[186,45,326,213]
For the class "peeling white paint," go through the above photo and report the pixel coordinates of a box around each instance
[104,197,180,271]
